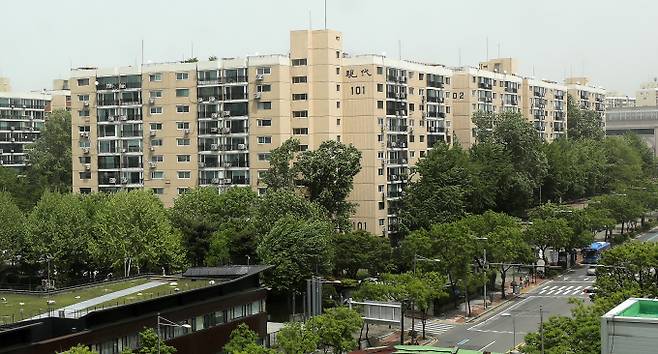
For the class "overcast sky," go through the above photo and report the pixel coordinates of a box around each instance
[1,0,656,95]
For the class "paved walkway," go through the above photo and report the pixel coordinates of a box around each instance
[30,280,166,319]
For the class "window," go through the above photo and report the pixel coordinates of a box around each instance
[176,105,190,113]
[292,93,308,101]
[177,171,191,179]
[150,139,163,146]
[377,84,383,92]
[292,58,307,66]
[419,73,425,80]
[293,128,308,135]
[446,106,451,113]
[445,77,450,84]
[336,135,341,142]
[258,136,272,144]
[336,50,340,58]
[336,101,341,108]
[177,187,190,195]
[377,101,384,109]
[409,103,415,111]
[152,188,164,195]
[151,171,165,179]
[77,78,89,86]
[336,119,341,125]
[378,185,384,192]
[377,151,384,159]
[336,84,340,91]
[257,119,272,127]
[150,123,163,131]
[257,84,272,92]
[150,107,163,114]
[420,151,426,157]
[151,155,164,162]
[409,87,414,95]
[176,122,190,130]
[79,156,91,164]
[378,168,384,176]
[176,88,189,97]
[78,95,89,101]
[377,67,383,75]
[177,138,190,146]
[377,134,383,142]
[420,135,425,143]
[176,72,189,80]
[149,73,162,82]
[410,151,415,157]
[258,102,272,110]
[257,67,271,75]
[292,76,307,83]
[258,153,271,161]
[379,218,385,225]
[79,171,91,180]
[293,110,308,118]
[336,67,340,75]
[410,135,415,143]
[150,90,162,98]
[298,144,308,151]
[80,188,92,194]
[79,110,90,117]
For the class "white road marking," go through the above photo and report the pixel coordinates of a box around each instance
[413,320,454,336]
[479,340,496,351]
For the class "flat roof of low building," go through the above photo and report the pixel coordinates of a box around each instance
[604,298,658,321]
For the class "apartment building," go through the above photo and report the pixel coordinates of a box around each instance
[637,79,658,107]
[0,91,50,168]
[522,78,568,140]
[0,77,10,92]
[70,29,605,236]
[452,59,523,147]
[565,77,606,122]
[606,91,636,109]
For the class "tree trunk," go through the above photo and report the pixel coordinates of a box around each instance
[448,273,458,309]
[621,221,625,235]
[500,268,507,299]
[464,283,471,317]
[421,313,427,339]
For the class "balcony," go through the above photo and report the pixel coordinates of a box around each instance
[427,126,446,134]
[478,82,493,90]
[426,96,444,104]
[387,141,408,149]
[96,82,141,91]
[427,81,444,89]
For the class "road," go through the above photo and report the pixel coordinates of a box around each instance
[634,227,658,242]
[433,266,595,353]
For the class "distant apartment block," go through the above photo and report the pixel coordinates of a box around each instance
[637,78,658,107]
[606,91,636,109]
[565,77,606,122]
[0,77,10,92]
[69,29,606,236]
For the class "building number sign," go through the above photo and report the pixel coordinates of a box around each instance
[346,68,371,95]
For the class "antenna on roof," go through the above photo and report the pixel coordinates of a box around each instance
[398,40,402,60]
[486,36,489,60]
[309,10,312,30]
[324,0,327,30]
[458,48,462,66]
[141,39,144,67]
[497,42,500,58]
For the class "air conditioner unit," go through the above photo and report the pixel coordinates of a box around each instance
[105,84,114,89]
[222,111,231,117]
[119,83,127,89]
[209,96,216,102]
[392,175,398,180]
[149,146,155,151]
[148,99,155,105]
[211,113,219,118]
[121,148,127,153]
[210,144,219,150]
[256,74,264,80]
[183,128,190,135]
[83,101,89,107]
[402,159,407,164]
[109,177,117,184]
[84,164,91,171]
[198,98,204,103]
[237,143,246,150]
[224,162,232,168]
[223,178,232,184]
[82,147,90,154]
[10,127,15,131]
[149,130,157,136]
[108,116,115,122]
[198,162,206,168]
[149,162,157,168]
[120,177,128,184]
[254,92,262,99]
[10,138,15,142]
[210,127,219,133]
[120,115,128,121]
[222,127,231,134]
[211,178,220,184]
[395,92,400,98]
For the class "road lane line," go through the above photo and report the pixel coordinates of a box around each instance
[457,338,470,345]
[467,296,533,331]
[479,340,496,351]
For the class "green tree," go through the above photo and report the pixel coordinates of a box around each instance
[93,190,186,277]
[224,323,274,354]
[135,327,176,354]
[332,230,392,278]
[275,321,319,354]
[294,140,362,231]
[487,226,533,299]
[257,216,334,293]
[306,307,363,354]
[566,94,605,141]
[62,344,97,354]
[399,142,470,232]
[262,138,300,191]
[169,187,257,266]
[0,167,31,210]
[591,194,644,235]
[0,192,25,266]
[205,220,259,266]
[253,189,327,236]
[25,109,72,194]
[524,218,572,265]
[23,192,94,284]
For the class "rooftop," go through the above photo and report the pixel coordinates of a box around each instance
[604,298,658,321]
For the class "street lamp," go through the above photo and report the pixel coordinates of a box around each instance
[475,237,488,309]
[157,313,191,354]
[501,312,516,353]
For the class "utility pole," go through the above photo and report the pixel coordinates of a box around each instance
[540,305,544,354]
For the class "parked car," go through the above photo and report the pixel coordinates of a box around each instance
[586,267,597,276]
[583,286,599,300]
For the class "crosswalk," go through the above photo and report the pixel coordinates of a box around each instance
[412,319,454,336]
[536,285,586,296]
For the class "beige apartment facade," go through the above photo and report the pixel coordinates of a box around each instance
[636,79,658,107]
[70,29,606,236]
[565,77,606,124]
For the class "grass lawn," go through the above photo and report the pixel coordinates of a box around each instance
[89,278,211,310]
[0,278,150,324]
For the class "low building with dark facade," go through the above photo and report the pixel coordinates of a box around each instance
[0,266,270,354]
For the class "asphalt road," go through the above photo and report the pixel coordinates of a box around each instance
[634,227,658,242]
[433,266,595,352]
